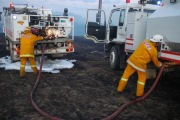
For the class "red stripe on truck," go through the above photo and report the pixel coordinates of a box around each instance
[126,38,134,41]
[160,57,180,63]
[160,50,180,63]
[126,43,133,45]
[161,50,180,56]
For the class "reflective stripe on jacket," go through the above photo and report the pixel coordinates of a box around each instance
[20,30,43,57]
[127,40,162,72]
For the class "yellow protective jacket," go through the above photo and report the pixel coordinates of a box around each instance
[20,30,43,58]
[127,40,162,72]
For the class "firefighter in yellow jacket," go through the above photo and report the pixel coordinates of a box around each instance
[20,27,44,78]
[117,34,163,96]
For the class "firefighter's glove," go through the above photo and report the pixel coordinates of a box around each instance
[164,62,175,67]
[166,62,180,66]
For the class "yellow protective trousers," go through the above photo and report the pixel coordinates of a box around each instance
[20,57,38,77]
[117,64,147,96]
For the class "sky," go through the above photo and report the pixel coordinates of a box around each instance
[0,0,139,35]
[0,0,139,18]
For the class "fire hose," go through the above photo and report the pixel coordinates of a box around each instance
[29,44,167,120]
[30,44,63,120]
[102,63,166,120]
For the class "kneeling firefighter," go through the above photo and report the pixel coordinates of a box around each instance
[20,27,46,78]
[117,35,164,96]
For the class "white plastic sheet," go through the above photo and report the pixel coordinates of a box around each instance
[0,56,76,73]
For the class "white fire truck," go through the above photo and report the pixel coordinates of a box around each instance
[1,3,74,61]
[85,0,180,70]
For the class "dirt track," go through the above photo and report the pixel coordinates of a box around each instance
[0,34,180,120]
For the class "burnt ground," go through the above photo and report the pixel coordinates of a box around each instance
[0,34,180,120]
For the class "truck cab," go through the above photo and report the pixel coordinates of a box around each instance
[85,3,159,69]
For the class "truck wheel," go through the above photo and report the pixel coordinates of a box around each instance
[109,45,120,70]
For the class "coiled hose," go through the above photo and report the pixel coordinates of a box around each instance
[29,44,166,120]
[102,63,166,120]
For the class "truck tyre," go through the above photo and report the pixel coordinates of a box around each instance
[119,44,127,69]
[109,45,120,70]
[109,45,127,70]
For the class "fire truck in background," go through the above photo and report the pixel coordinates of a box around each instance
[0,3,74,61]
[85,0,180,71]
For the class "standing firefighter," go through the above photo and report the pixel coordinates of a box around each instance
[20,27,45,78]
[117,35,163,96]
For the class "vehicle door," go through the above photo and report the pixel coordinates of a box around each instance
[85,9,106,43]
[108,8,120,41]
[116,9,126,42]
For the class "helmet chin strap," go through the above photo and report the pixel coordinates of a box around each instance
[150,41,158,47]
[154,42,161,47]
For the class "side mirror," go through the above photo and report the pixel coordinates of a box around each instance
[96,12,101,23]
[0,12,2,21]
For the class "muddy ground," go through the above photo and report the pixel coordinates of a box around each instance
[0,34,180,120]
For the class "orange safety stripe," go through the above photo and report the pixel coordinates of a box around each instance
[121,78,128,82]
[127,59,146,72]
[20,54,34,57]
[20,65,25,67]
[31,65,36,67]
[138,81,145,85]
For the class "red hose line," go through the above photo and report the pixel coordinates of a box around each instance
[30,44,63,120]
[102,63,166,120]
[29,44,166,120]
